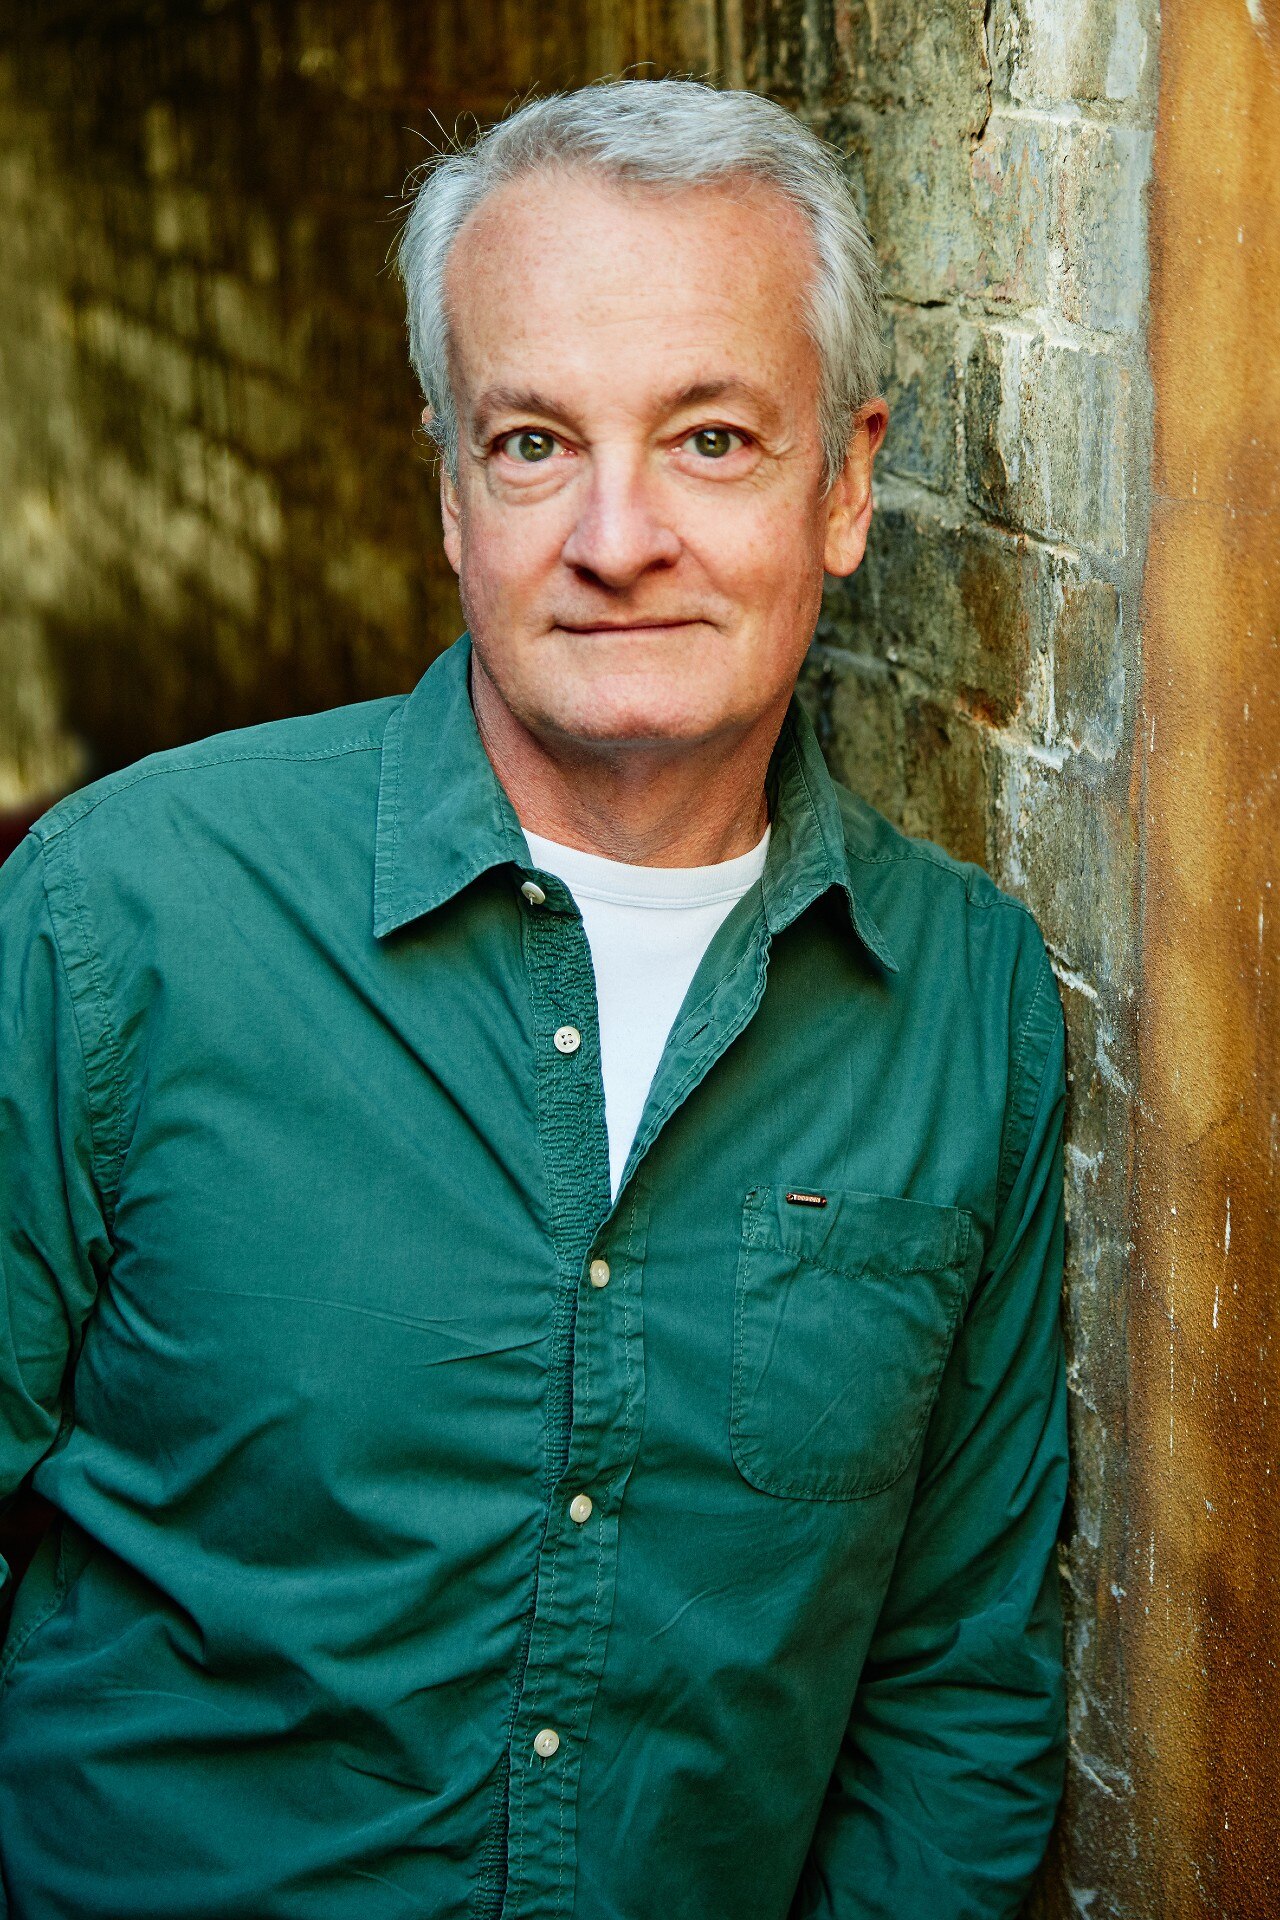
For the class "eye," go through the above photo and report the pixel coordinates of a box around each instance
[685,427,743,459]
[500,429,559,463]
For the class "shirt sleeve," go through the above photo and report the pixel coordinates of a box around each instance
[792,938,1069,1920]
[0,833,112,1610]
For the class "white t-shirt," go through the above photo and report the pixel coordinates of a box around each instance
[523,826,771,1198]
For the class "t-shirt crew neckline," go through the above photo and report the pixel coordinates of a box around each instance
[521,827,772,909]
[520,823,772,1199]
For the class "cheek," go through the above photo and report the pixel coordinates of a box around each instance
[687,489,826,614]
[457,492,567,616]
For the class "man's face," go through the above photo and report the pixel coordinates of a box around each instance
[439,167,884,758]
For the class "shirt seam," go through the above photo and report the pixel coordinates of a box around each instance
[849,840,1045,921]
[995,961,1058,1219]
[33,738,384,848]
[380,704,405,929]
[39,835,128,1227]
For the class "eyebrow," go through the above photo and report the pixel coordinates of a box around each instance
[469,376,783,439]
[471,386,563,432]
[664,378,779,418]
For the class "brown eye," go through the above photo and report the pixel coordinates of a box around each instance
[503,430,557,463]
[688,428,739,459]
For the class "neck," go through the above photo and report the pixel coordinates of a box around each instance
[470,660,778,868]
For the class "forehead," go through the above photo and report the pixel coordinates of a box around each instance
[442,167,821,416]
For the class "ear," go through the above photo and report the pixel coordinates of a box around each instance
[440,460,462,575]
[422,403,464,574]
[822,399,889,578]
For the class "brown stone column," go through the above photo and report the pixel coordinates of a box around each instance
[1130,2,1280,1910]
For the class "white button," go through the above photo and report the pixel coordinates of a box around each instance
[520,880,547,906]
[533,1727,560,1758]
[569,1493,593,1525]
[589,1258,610,1289]
[553,1026,581,1055]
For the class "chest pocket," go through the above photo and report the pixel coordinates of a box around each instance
[730,1186,976,1501]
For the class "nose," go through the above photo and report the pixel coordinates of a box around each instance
[559,447,681,590]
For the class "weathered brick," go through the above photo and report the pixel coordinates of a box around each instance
[199,524,261,621]
[823,482,1051,731]
[995,0,1158,122]
[901,696,991,867]
[839,98,1064,314]
[833,106,981,302]
[323,536,415,635]
[1050,563,1125,759]
[1058,970,1131,1230]
[990,745,1137,985]
[832,0,989,126]
[0,15,1163,1920]
[964,324,1134,557]
[969,110,1053,309]
[880,301,962,492]
[76,304,198,417]
[243,206,281,285]
[192,355,234,440]
[155,262,202,342]
[1054,119,1152,333]
[175,436,286,554]
[811,650,908,826]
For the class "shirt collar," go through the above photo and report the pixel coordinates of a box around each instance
[760,691,899,973]
[373,633,897,973]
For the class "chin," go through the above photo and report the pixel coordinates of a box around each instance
[539,675,735,749]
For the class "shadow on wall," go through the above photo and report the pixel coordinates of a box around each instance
[0,7,647,799]
[0,9,737,804]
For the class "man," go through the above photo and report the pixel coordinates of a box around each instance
[0,80,1067,1920]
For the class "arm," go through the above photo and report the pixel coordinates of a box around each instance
[0,833,111,1622]
[793,948,1068,1920]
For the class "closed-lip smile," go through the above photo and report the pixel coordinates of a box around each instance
[555,618,704,633]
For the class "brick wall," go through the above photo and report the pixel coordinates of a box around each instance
[751,9,1156,1908]
[0,4,1158,1912]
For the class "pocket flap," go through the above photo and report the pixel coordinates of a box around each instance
[741,1186,972,1278]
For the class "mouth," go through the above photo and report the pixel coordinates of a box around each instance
[553,618,706,636]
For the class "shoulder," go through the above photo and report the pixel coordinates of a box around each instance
[833,781,1064,1212]
[17,697,402,972]
[835,779,1062,1063]
[833,778,1032,920]
[29,697,399,854]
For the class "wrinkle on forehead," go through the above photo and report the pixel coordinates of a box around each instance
[442,168,822,438]
[471,376,789,443]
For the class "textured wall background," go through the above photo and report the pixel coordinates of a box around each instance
[0,1,1276,1913]
[0,2,718,804]
[1128,2,1280,1910]
[776,7,1157,1912]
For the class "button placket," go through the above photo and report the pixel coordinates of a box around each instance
[500,872,613,1917]
[505,1208,650,1920]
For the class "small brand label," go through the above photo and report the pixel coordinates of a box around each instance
[785,1190,828,1208]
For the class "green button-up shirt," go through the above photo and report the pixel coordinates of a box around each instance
[0,635,1067,1920]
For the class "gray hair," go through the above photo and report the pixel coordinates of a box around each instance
[396,79,882,490]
